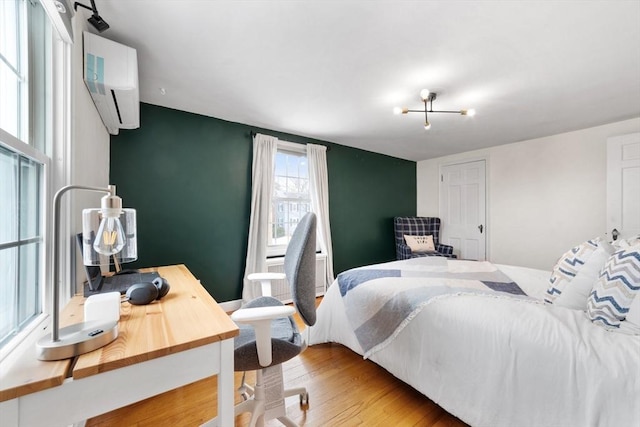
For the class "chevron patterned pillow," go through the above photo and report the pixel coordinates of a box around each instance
[552,240,615,310]
[545,238,600,304]
[620,293,640,335]
[587,245,640,330]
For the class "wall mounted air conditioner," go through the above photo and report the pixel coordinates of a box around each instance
[83,31,139,135]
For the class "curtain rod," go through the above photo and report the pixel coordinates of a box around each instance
[249,131,331,151]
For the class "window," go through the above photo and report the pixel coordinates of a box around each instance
[268,146,310,256]
[0,145,45,349]
[0,0,27,140]
[0,0,52,353]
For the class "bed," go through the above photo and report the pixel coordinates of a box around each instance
[308,255,640,427]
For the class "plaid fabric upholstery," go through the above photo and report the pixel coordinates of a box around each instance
[393,217,456,259]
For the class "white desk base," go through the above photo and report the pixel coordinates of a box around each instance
[0,339,234,427]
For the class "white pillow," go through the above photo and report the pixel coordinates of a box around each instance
[553,240,614,310]
[587,244,640,330]
[614,234,640,249]
[404,234,435,252]
[544,238,600,305]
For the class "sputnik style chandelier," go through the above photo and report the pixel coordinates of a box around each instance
[394,89,475,130]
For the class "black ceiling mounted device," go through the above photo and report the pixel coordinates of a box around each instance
[74,0,109,32]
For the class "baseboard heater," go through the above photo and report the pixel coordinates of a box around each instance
[266,254,327,303]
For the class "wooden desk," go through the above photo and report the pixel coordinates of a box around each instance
[0,264,239,426]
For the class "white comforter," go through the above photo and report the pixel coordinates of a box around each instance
[308,259,640,427]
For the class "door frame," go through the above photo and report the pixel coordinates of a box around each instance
[438,155,490,260]
[606,132,640,241]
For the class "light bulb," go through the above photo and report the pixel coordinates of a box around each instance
[93,215,125,255]
[393,107,402,115]
[424,121,431,130]
[420,89,431,101]
[93,185,125,256]
[461,108,476,117]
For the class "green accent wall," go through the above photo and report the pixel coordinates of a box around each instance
[110,103,415,302]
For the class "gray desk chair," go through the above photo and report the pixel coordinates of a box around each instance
[232,212,317,427]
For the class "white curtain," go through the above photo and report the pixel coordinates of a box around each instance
[242,134,278,301]
[307,143,335,287]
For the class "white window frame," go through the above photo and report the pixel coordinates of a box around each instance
[0,0,71,362]
[267,141,312,257]
[0,129,50,360]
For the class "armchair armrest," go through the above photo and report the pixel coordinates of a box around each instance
[435,243,454,255]
[247,272,286,297]
[396,243,413,260]
[231,305,295,367]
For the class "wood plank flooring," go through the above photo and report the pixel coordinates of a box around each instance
[87,301,469,426]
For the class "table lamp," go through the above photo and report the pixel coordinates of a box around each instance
[36,184,136,361]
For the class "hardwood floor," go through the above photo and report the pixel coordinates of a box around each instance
[87,302,469,426]
[240,342,469,427]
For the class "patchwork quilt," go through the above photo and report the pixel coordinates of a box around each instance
[337,258,528,358]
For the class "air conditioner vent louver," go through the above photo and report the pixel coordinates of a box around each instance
[111,90,123,124]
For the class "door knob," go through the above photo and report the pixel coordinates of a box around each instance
[478,224,484,234]
[611,228,619,241]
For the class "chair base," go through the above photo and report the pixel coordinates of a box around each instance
[235,366,308,427]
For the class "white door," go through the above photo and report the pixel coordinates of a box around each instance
[607,132,640,241]
[439,160,486,260]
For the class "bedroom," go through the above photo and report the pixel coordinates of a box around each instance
[0,1,639,426]
[57,0,640,303]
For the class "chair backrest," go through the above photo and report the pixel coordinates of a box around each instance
[284,212,317,327]
[393,216,442,248]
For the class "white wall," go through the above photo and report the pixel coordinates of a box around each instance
[417,117,640,270]
[70,16,110,290]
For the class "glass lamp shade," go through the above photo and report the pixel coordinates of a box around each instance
[82,207,137,266]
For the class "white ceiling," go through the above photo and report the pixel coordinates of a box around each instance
[84,1,640,161]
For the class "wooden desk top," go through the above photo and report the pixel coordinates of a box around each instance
[0,264,238,401]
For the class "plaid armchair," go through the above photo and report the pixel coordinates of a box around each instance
[393,216,456,259]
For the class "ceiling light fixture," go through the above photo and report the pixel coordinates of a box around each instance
[74,0,109,32]
[394,90,475,130]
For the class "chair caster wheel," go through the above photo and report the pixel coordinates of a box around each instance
[300,391,309,407]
